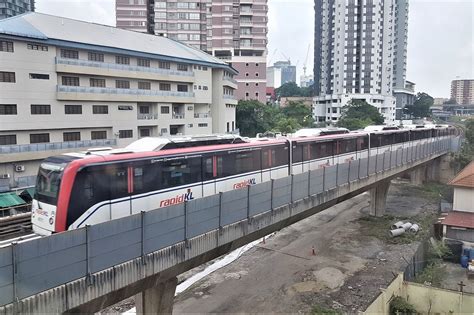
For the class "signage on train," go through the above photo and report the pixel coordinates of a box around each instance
[233,178,257,189]
[159,189,194,207]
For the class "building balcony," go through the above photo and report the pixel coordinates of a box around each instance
[0,139,117,155]
[172,113,185,119]
[55,57,195,83]
[137,113,159,120]
[57,85,195,102]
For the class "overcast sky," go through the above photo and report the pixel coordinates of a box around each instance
[36,0,473,98]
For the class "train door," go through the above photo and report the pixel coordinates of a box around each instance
[110,164,131,220]
[291,143,303,174]
[202,155,217,196]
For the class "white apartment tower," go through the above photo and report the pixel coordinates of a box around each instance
[313,0,403,124]
[116,0,268,103]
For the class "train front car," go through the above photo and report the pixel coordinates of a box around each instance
[31,156,77,235]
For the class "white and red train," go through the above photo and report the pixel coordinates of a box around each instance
[32,126,456,235]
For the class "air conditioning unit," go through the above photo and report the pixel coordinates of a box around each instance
[15,165,25,172]
[0,174,10,179]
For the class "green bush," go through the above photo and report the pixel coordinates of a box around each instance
[389,296,417,315]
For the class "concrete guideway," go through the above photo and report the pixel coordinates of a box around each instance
[0,137,459,314]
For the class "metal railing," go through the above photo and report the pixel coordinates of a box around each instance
[194,112,211,118]
[137,113,159,120]
[223,76,238,84]
[57,85,195,98]
[56,57,195,77]
[0,139,117,154]
[224,94,236,100]
[172,113,185,119]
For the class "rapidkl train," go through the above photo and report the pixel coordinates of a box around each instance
[32,127,456,235]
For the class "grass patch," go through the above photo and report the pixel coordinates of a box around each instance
[311,304,342,315]
[389,296,417,315]
[418,182,453,203]
[414,262,446,286]
[358,213,437,244]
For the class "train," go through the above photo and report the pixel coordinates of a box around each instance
[32,126,457,235]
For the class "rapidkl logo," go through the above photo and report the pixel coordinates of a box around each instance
[233,178,256,189]
[160,189,194,207]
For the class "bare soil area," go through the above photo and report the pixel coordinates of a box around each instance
[172,180,441,314]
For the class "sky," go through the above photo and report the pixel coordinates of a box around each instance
[36,0,473,98]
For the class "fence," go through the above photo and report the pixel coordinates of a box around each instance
[0,139,117,154]
[0,138,455,306]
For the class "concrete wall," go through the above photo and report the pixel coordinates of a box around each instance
[453,187,474,212]
[364,273,474,315]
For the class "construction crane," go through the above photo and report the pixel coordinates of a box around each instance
[280,52,291,64]
[303,44,311,76]
[267,48,278,66]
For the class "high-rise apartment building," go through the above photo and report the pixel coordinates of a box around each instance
[116,0,268,103]
[0,0,34,19]
[451,79,474,105]
[266,61,296,89]
[0,12,238,191]
[312,0,405,124]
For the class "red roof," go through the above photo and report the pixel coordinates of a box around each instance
[441,211,474,229]
[448,161,474,188]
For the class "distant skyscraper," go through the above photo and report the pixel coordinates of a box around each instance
[0,0,34,19]
[313,0,408,124]
[451,79,474,105]
[116,0,268,103]
[267,61,296,89]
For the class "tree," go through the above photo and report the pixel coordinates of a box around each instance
[275,82,301,97]
[336,99,385,130]
[405,92,434,118]
[456,119,474,168]
[236,100,280,137]
[281,101,314,127]
[273,117,301,134]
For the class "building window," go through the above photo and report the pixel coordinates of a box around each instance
[65,105,82,114]
[115,55,130,65]
[140,128,151,137]
[0,72,15,83]
[119,130,133,138]
[30,133,50,144]
[202,66,208,71]
[0,104,17,115]
[61,49,79,59]
[63,132,81,142]
[27,43,48,51]
[31,104,51,115]
[160,128,168,135]
[91,130,107,140]
[159,83,171,91]
[161,106,170,114]
[139,106,150,114]
[93,105,108,114]
[177,84,188,92]
[116,80,130,89]
[88,52,104,62]
[0,40,14,52]
[0,135,16,145]
[62,76,79,86]
[159,61,171,69]
[138,81,151,90]
[227,122,230,132]
[29,73,49,80]
[203,86,208,91]
[177,64,188,71]
[137,58,150,67]
[118,105,134,110]
[90,78,106,87]
[198,123,208,127]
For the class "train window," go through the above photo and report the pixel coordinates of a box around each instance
[339,139,357,154]
[235,150,261,174]
[303,144,311,161]
[109,165,128,199]
[357,136,369,150]
[67,166,110,228]
[370,134,381,148]
[133,167,144,192]
[160,157,202,189]
[275,146,289,166]
[381,134,393,146]
[203,157,213,181]
[293,144,303,163]
[262,149,272,169]
[316,141,333,158]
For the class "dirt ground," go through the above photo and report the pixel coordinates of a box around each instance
[103,180,444,314]
[171,180,441,314]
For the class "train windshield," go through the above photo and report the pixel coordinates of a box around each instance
[35,161,67,205]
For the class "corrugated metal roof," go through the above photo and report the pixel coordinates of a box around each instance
[0,192,26,208]
[0,12,235,71]
[449,161,474,188]
[441,211,474,229]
